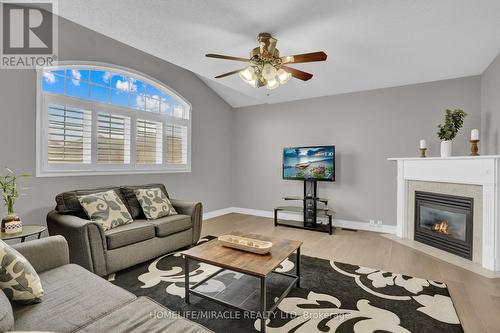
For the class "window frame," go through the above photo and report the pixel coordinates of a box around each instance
[36,61,192,177]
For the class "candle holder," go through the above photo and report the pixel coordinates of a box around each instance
[470,140,480,156]
[419,148,427,158]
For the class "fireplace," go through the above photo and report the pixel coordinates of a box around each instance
[414,191,473,259]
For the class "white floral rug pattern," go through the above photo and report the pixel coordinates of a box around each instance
[113,237,463,333]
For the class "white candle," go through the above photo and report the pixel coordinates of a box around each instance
[471,129,479,141]
[419,139,427,149]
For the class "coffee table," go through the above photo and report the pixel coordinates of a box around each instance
[181,232,302,333]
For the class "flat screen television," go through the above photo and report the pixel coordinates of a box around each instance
[282,145,335,181]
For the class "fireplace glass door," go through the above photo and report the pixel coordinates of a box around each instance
[419,206,467,241]
[414,191,473,259]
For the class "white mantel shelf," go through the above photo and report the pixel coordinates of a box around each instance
[388,155,500,272]
[388,155,500,161]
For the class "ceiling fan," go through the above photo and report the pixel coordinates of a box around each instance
[206,32,327,90]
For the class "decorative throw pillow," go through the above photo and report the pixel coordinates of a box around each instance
[0,240,44,304]
[78,190,133,231]
[134,187,177,220]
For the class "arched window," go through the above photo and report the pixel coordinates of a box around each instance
[36,62,191,176]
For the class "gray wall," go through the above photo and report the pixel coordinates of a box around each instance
[231,77,481,225]
[0,16,233,227]
[481,53,500,154]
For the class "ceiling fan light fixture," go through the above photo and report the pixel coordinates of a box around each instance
[207,33,327,90]
[266,78,279,90]
[239,66,256,82]
[262,63,277,81]
[246,78,258,88]
[277,68,292,84]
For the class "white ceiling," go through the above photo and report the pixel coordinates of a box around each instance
[57,0,500,108]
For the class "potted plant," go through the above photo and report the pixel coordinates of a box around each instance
[0,168,30,234]
[437,109,467,157]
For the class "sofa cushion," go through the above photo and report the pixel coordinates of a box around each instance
[143,214,192,237]
[55,186,128,218]
[78,190,133,231]
[76,296,213,333]
[0,240,44,304]
[0,290,14,332]
[134,187,177,220]
[105,221,156,250]
[121,184,170,219]
[13,264,136,332]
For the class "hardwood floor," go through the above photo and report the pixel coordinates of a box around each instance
[202,213,500,333]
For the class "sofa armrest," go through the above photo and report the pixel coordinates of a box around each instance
[12,236,69,273]
[47,210,108,276]
[170,199,203,244]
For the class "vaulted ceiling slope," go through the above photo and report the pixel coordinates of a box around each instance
[57,0,500,108]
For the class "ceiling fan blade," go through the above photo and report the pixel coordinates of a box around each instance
[214,68,245,79]
[281,51,327,64]
[281,66,313,81]
[206,54,249,62]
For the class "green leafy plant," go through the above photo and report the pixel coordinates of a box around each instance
[437,109,467,141]
[0,168,30,216]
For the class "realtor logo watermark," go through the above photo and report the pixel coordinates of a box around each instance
[0,0,58,69]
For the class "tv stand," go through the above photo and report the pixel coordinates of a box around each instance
[274,180,335,235]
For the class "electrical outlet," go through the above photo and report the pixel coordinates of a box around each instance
[369,219,375,227]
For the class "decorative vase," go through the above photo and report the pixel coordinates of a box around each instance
[440,140,452,157]
[1,214,22,234]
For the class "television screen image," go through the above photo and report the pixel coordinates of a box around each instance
[283,146,335,181]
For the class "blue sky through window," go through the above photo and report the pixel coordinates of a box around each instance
[91,70,112,86]
[90,84,110,103]
[42,72,64,93]
[42,68,187,118]
[111,89,129,107]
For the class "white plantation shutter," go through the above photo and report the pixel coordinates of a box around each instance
[97,112,131,164]
[47,105,92,164]
[136,119,162,164]
[165,125,187,164]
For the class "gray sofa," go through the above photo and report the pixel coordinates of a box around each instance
[1,236,212,332]
[47,184,202,276]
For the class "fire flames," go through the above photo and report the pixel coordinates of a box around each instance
[432,220,449,234]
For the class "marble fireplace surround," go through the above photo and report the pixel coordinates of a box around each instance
[407,181,482,264]
[388,156,500,274]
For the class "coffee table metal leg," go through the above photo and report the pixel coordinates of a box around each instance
[296,247,301,288]
[184,256,190,304]
[260,276,267,333]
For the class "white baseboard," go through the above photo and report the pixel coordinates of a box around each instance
[203,207,235,220]
[203,207,396,234]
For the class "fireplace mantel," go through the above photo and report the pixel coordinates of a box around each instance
[388,155,500,271]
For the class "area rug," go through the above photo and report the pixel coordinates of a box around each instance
[112,236,463,332]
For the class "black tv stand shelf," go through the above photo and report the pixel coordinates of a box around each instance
[274,180,335,235]
[283,196,329,205]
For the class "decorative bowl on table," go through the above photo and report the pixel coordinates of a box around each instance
[2,215,23,234]
[218,235,273,254]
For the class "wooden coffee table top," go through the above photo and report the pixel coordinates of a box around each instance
[181,232,302,277]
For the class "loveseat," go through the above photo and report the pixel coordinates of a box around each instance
[47,183,202,276]
[0,236,211,332]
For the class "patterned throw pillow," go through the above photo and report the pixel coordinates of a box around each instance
[0,240,44,304]
[78,190,133,231]
[134,187,177,220]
